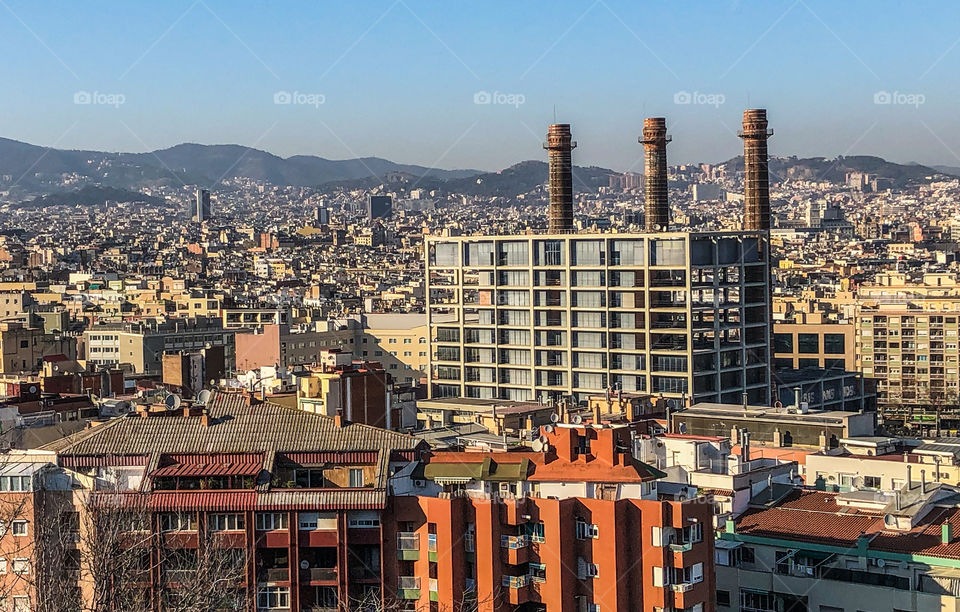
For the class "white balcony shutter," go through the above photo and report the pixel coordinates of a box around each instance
[691,562,703,583]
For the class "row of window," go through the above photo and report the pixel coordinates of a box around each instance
[774,333,846,355]
[157,512,380,532]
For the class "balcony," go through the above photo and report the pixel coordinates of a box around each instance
[502,574,531,588]
[428,533,438,562]
[263,567,290,582]
[501,534,530,565]
[502,574,533,605]
[398,576,421,600]
[397,532,420,561]
[299,567,337,583]
[501,534,530,549]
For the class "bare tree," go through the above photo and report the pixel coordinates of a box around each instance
[0,457,40,608]
[35,486,155,612]
[157,528,247,612]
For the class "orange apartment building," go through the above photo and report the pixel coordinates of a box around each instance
[3,393,717,612]
[392,423,716,612]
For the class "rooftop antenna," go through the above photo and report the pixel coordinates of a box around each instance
[553,105,557,123]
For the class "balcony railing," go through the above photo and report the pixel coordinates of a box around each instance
[300,567,337,582]
[399,576,421,590]
[671,582,694,593]
[501,534,530,549]
[397,532,420,551]
[263,567,289,582]
[502,574,531,589]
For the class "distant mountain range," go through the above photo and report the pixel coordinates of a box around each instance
[721,155,948,185]
[0,136,954,205]
[0,137,481,193]
[19,185,164,208]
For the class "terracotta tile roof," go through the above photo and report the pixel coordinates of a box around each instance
[734,488,960,560]
[47,392,424,511]
[47,392,423,456]
[425,451,663,483]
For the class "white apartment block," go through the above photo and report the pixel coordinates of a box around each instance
[425,231,772,406]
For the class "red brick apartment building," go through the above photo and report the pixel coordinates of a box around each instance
[16,392,715,612]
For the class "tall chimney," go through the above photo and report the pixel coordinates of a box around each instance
[639,117,671,231]
[544,124,576,233]
[739,109,772,230]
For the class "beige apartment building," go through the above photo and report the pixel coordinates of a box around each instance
[0,323,77,374]
[856,273,960,420]
[773,318,856,371]
[359,313,429,385]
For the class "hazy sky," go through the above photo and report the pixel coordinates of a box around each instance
[2,1,959,172]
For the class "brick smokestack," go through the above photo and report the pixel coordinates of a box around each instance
[739,109,773,230]
[544,124,576,232]
[639,117,671,231]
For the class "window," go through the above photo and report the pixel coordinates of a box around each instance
[12,597,29,612]
[717,590,731,607]
[348,512,381,528]
[256,513,288,531]
[739,546,755,564]
[299,512,337,531]
[575,519,599,539]
[773,333,794,354]
[650,239,685,266]
[207,513,244,532]
[349,469,364,488]
[294,468,326,488]
[159,512,197,532]
[11,521,27,537]
[798,333,820,354]
[824,333,846,354]
[12,559,29,575]
[863,475,881,489]
[577,558,599,579]
[256,586,290,610]
[0,476,31,492]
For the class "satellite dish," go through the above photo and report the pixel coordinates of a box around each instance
[28,386,37,394]
[550,413,559,423]
[165,394,182,410]
[876,559,885,568]
[197,389,212,406]
[572,415,583,424]
[539,436,548,445]
[532,440,544,452]
[543,424,554,434]
[542,443,550,453]
[678,422,688,434]
[300,560,309,570]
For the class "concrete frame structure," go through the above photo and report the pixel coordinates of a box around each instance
[426,231,772,406]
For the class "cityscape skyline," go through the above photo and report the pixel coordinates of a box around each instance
[2,1,960,171]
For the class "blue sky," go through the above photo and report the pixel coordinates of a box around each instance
[2,1,959,171]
